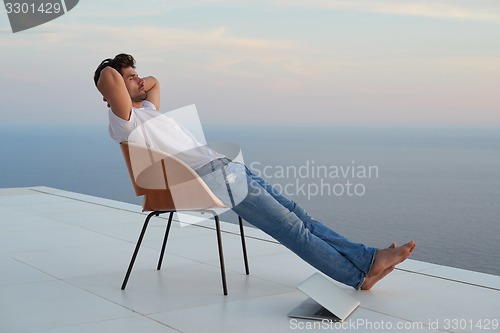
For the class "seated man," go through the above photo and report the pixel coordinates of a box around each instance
[94,53,416,290]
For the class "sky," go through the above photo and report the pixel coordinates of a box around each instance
[0,0,499,127]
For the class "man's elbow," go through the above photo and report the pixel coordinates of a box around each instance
[144,76,159,88]
[97,68,122,93]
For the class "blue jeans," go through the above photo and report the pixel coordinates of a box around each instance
[196,159,377,289]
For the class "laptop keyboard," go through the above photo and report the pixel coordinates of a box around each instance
[314,307,340,321]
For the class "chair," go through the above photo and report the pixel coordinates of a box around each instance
[119,141,249,295]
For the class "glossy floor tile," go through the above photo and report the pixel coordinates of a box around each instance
[1,186,499,333]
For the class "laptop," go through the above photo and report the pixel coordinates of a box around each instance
[288,273,360,322]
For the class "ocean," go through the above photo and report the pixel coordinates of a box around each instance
[1,124,499,276]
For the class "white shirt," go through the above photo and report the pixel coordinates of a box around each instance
[108,101,224,170]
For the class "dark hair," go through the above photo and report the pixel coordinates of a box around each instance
[93,53,136,86]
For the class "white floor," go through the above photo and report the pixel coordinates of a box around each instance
[1,186,499,333]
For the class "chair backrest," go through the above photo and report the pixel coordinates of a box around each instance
[120,141,226,211]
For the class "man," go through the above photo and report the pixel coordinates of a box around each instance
[94,53,416,290]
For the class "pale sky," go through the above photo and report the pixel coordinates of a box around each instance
[1,0,499,127]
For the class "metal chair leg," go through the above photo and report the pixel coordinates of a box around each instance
[121,211,158,290]
[213,214,228,296]
[122,210,244,296]
[238,216,250,275]
[157,212,174,270]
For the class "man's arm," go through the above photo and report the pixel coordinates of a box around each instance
[97,67,132,121]
[143,76,160,110]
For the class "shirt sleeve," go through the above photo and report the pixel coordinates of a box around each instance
[108,108,137,143]
[108,102,157,143]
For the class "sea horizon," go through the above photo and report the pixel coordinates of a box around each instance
[1,123,499,276]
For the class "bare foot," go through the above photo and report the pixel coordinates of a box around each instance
[361,265,395,290]
[368,241,416,278]
[359,241,415,290]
